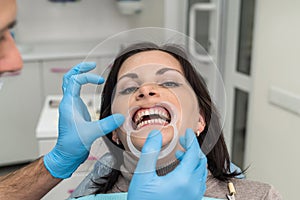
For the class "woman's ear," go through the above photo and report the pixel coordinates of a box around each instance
[112,131,120,145]
[196,114,206,134]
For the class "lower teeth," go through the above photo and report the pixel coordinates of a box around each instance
[136,119,169,129]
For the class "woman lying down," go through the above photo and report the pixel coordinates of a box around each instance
[69,42,282,200]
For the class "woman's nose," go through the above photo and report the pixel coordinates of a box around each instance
[136,84,159,100]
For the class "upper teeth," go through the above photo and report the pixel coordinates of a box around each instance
[134,108,169,122]
[133,107,171,129]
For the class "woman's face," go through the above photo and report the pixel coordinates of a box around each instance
[111,50,204,155]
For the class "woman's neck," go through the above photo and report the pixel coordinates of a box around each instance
[120,151,180,182]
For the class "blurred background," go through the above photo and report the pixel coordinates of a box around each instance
[0,0,299,199]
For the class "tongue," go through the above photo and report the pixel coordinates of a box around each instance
[136,114,170,128]
[142,114,160,121]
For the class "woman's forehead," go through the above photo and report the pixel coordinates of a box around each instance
[118,50,183,78]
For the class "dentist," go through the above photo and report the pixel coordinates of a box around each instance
[0,0,207,199]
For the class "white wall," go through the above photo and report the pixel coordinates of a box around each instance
[15,0,164,43]
[245,0,300,199]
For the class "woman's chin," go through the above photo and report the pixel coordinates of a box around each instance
[130,126,174,147]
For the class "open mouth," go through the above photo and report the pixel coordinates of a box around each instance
[132,105,171,130]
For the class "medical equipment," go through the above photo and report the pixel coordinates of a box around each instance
[226,182,237,200]
[117,0,143,15]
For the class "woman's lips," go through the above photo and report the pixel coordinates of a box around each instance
[132,106,171,130]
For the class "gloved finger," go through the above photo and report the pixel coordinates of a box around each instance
[85,114,125,143]
[194,161,208,186]
[183,128,196,150]
[179,135,186,149]
[176,129,203,172]
[63,62,96,80]
[192,143,207,174]
[134,130,162,179]
[194,153,208,175]
[65,73,104,97]
[199,165,208,180]
[175,150,185,161]
[62,62,96,93]
[175,135,187,161]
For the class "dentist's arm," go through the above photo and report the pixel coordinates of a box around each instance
[128,129,208,200]
[0,157,61,200]
[0,63,124,200]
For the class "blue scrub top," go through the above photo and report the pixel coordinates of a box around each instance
[69,192,224,200]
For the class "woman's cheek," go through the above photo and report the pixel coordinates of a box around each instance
[112,95,130,115]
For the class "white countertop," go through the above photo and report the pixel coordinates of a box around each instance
[18,39,120,62]
[36,95,100,139]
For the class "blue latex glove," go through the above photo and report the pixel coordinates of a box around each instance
[128,128,208,200]
[44,62,125,179]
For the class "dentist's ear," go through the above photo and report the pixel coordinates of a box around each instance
[196,114,206,135]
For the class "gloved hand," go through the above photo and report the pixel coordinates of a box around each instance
[44,62,124,179]
[128,128,207,200]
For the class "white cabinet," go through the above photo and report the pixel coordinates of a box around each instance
[41,56,111,97]
[42,59,83,96]
[0,62,42,165]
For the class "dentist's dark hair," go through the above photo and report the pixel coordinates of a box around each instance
[95,42,242,193]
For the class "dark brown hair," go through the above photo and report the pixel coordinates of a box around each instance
[95,42,241,193]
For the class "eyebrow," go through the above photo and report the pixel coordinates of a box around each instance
[118,67,182,81]
[155,68,182,75]
[118,73,139,81]
[0,20,17,34]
